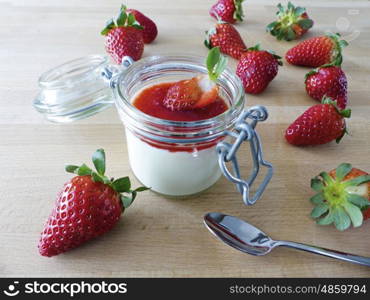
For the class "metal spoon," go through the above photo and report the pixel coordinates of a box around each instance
[204,212,370,267]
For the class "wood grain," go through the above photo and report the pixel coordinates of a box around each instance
[0,0,369,277]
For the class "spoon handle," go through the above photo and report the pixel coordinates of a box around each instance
[277,240,370,267]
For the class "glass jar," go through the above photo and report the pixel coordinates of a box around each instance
[34,54,273,204]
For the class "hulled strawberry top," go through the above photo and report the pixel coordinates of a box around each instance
[310,163,370,231]
[266,2,313,41]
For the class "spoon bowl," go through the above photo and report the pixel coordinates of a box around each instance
[204,212,370,267]
[204,212,275,256]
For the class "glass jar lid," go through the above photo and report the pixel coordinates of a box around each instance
[33,55,115,122]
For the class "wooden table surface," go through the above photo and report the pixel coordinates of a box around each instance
[1,0,370,278]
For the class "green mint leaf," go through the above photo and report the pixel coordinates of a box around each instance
[207,47,220,75]
[112,177,131,192]
[343,202,363,227]
[311,203,329,218]
[77,164,93,176]
[335,163,352,181]
[206,47,227,82]
[65,165,79,174]
[92,149,106,175]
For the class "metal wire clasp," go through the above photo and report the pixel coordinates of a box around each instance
[101,56,134,88]
[216,106,273,206]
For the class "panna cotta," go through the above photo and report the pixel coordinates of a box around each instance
[127,81,228,195]
[115,48,243,196]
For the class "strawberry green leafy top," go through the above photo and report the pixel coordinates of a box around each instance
[66,149,149,209]
[266,2,313,41]
[325,33,349,66]
[233,0,245,22]
[310,163,370,231]
[101,5,143,36]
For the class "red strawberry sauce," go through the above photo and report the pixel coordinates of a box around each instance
[132,82,228,121]
[131,82,229,152]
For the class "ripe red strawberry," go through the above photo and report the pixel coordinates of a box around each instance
[38,149,149,257]
[205,22,247,60]
[236,44,282,94]
[163,47,227,111]
[310,163,370,231]
[266,2,313,41]
[127,8,157,44]
[305,65,348,109]
[285,97,351,146]
[209,0,245,24]
[286,33,348,67]
[101,5,144,63]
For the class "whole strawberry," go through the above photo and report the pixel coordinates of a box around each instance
[101,5,144,63]
[127,8,157,43]
[310,163,370,231]
[38,149,149,257]
[305,65,348,109]
[266,2,313,41]
[285,97,351,146]
[286,33,348,67]
[205,22,247,60]
[236,44,282,94]
[209,0,245,24]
